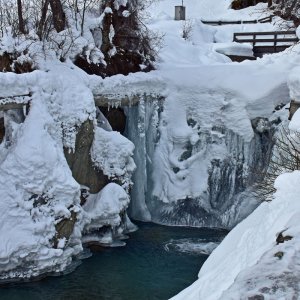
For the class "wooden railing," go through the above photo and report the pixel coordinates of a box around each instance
[201,15,273,26]
[233,30,299,57]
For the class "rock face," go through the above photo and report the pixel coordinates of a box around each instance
[75,0,154,78]
[64,119,109,194]
[99,107,126,134]
[54,210,77,248]
[231,0,267,10]
[0,52,33,73]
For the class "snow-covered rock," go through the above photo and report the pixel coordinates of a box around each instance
[0,62,135,278]
[82,183,136,246]
[91,127,136,192]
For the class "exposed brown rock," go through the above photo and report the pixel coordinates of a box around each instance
[276,232,293,244]
[0,52,33,73]
[0,52,14,72]
[64,119,109,194]
[231,0,267,10]
[54,210,77,248]
[274,251,284,259]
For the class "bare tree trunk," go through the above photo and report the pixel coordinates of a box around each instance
[0,0,4,37]
[268,0,272,7]
[49,0,65,32]
[17,0,26,34]
[81,0,87,36]
[37,0,50,40]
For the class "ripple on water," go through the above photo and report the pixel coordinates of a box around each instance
[0,222,228,300]
[163,238,221,255]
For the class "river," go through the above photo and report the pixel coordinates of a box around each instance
[0,222,227,300]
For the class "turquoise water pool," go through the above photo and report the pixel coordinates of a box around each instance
[0,222,227,300]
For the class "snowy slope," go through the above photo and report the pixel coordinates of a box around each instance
[172,170,300,300]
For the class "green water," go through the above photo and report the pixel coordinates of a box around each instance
[0,222,227,300]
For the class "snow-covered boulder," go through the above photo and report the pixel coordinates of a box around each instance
[82,183,136,246]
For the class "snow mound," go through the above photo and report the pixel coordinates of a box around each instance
[91,127,136,191]
[83,183,130,229]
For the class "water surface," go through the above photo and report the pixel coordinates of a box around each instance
[0,222,227,300]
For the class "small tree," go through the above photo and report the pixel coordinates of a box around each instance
[255,126,300,201]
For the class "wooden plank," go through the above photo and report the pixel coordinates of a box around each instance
[254,45,291,51]
[253,45,291,57]
[201,16,273,26]
[234,30,296,36]
[258,16,273,23]
[234,38,298,43]
[243,20,258,24]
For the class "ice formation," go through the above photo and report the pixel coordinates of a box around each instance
[1,0,300,289]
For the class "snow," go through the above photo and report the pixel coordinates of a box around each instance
[288,66,300,101]
[0,0,145,275]
[82,183,137,246]
[148,0,268,21]
[213,42,253,57]
[59,0,298,231]
[172,170,300,300]
[91,127,136,191]
[110,0,299,229]
[83,183,130,230]
[0,72,83,278]
[0,61,132,277]
[114,0,128,10]
[0,0,300,289]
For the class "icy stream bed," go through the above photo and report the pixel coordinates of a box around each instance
[0,222,227,300]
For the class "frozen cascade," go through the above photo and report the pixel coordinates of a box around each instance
[124,97,163,221]
[125,99,279,229]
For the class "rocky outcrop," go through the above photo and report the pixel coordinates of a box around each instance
[231,0,268,10]
[0,52,33,73]
[53,210,77,248]
[99,107,126,133]
[75,0,154,78]
[64,119,109,194]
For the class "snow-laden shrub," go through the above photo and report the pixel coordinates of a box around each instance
[255,126,300,201]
